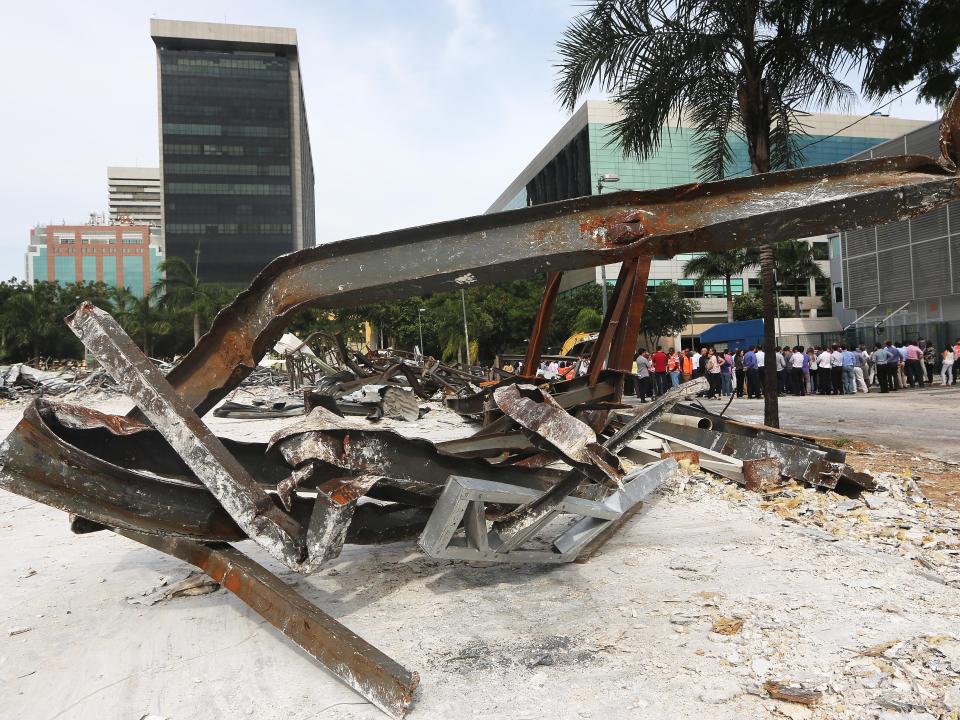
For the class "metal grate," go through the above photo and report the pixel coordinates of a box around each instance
[845,226,876,257]
[877,247,914,303]
[951,235,960,295]
[905,122,940,156]
[846,255,879,307]
[910,206,948,241]
[876,220,910,251]
[911,238,952,298]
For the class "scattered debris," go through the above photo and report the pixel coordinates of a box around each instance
[764,680,823,706]
[710,616,744,635]
[8,626,32,636]
[127,571,221,606]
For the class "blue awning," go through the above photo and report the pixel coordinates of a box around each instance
[698,319,764,349]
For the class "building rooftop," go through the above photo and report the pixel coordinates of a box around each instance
[150,18,298,53]
[107,167,160,180]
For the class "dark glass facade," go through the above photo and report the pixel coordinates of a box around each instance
[525,127,591,206]
[158,47,310,284]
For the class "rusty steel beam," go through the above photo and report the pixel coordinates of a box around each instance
[588,258,638,385]
[116,529,419,719]
[611,254,652,372]
[520,271,563,377]
[156,129,959,415]
[67,302,307,570]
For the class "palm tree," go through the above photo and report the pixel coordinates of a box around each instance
[110,286,168,354]
[0,281,59,361]
[555,0,862,427]
[153,256,221,346]
[682,249,758,322]
[774,240,826,316]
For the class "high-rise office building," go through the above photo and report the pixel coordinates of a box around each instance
[151,19,315,284]
[107,167,162,231]
[488,101,926,328]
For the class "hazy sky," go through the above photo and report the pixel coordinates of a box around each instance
[0,0,943,281]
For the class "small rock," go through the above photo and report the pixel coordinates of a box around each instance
[763,680,821,706]
[698,679,741,704]
[711,616,744,635]
[943,683,960,712]
[772,701,813,720]
[752,658,772,677]
[834,499,863,512]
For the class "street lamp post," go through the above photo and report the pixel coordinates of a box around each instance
[417,307,426,357]
[774,270,783,345]
[596,174,620,316]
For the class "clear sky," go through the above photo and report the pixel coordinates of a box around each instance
[0,0,943,281]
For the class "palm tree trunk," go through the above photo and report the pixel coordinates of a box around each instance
[794,293,801,317]
[725,274,734,322]
[740,71,779,428]
[759,243,779,427]
[193,313,201,347]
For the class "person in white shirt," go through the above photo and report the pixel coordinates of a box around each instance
[755,349,766,395]
[789,348,805,396]
[829,345,843,395]
[942,346,955,386]
[817,348,832,395]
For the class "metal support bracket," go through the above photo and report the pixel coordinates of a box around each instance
[418,459,677,563]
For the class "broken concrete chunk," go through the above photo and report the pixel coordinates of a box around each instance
[711,616,744,635]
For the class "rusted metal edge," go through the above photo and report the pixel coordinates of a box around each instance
[158,144,960,416]
[115,529,419,719]
[492,377,709,543]
[67,302,307,571]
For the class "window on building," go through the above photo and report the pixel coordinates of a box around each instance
[834,285,843,304]
[646,278,743,298]
[811,241,829,260]
[814,277,829,296]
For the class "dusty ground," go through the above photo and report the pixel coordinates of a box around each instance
[1,390,959,720]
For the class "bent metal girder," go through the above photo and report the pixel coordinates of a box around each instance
[165,100,960,415]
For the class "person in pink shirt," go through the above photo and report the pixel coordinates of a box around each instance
[904,340,925,388]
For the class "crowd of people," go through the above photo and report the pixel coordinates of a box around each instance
[631,337,960,401]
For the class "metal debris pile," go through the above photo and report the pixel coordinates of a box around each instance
[0,363,86,399]
[625,405,876,496]
[1,94,958,718]
[215,330,498,422]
